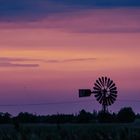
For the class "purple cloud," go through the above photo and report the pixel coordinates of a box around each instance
[0,57,97,67]
[0,0,140,22]
[0,62,39,67]
[45,58,96,63]
[0,57,39,68]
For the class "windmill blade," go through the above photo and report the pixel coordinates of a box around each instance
[108,80,113,88]
[105,77,108,86]
[95,94,100,97]
[107,78,111,87]
[96,94,102,102]
[110,90,117,94]
[108,97,114,104]
[110,92,117,96]
[111,93,117,97]
[94,83,102,89]
[110,95,116,101]
[110,93,117,98]
[94,92,102,98]
[99,98,103,104]
[93,90,101,94]
[99,77,104,87]
[96,80,102,87]
[93,87,101,91]
[107,98,112,105]
[94,91,102,97]
[107,98,112,106]
[110,94,117,99]
[109,83,116,89]
[99,95,104,104]
[110,87,117,91]
[103,98,107,106]
[102,77,105,87]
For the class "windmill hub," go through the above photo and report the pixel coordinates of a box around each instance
[102,88,110,97]
[103,88,107,93]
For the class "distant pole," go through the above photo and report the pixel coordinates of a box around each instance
[102,89,107,113]
[102,104,106,113]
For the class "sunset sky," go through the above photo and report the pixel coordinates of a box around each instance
[0,0,140,115]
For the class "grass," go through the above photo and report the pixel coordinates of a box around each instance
[0,123,140,140]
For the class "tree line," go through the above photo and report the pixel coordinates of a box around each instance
[0,107,138,124]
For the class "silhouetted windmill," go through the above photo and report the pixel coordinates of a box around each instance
[79,77,117,112]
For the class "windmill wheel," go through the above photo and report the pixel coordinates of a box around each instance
[93,77,117,106]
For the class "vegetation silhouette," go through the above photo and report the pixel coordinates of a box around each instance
[0,107,137,124]
[0,107,138,140]
[117,107,135,123]
[97,110,117,123]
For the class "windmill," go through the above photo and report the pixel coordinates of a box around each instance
[79,77,117,112]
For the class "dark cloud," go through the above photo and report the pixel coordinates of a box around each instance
[0,57,96,67]
[51,0,140,7]
[0,57,39,67]
[45,58,96,63]
[0,62,39,67]
[62,58,96,62]
[0,0,140,21]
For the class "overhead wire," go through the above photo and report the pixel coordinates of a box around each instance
[0,98,139,107]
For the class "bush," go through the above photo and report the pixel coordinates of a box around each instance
[97,111,116,123]
[117,107,135,123]
[77,109,93,123]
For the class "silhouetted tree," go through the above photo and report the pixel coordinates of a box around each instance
[117,107,135,123]
[17,112,37,123]
[0,112,11,123]
[135,113,140,119]
[92,110,98,120]
[0,107,137,124]
[97,110,115,123]
[46,114,75,124]
[13,117,20,132]
[77,109,93,123]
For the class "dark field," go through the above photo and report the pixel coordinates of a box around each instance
[0,121,140,140]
